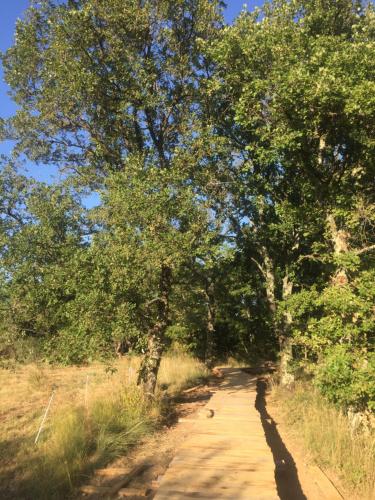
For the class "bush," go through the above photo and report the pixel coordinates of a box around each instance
[315,346,375,412]
[42,326,113,365]
[282,270,375,357]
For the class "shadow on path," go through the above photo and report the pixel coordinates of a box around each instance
[255,378,307,500]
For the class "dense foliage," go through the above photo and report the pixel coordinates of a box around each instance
[0,0,374,408]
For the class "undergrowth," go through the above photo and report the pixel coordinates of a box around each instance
[273,381,375,500]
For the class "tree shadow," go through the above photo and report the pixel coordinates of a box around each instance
[255,378,307,500]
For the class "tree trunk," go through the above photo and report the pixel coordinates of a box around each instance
[203,279,215,367]
[254,197,278,316]
[259,245,277,315]
[280,272,295,386]
[252,245,280,342]
[282,273,293,331]
[137,264,172,395]
[326,213,350,285]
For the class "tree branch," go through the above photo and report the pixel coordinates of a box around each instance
[145,297,165,310]
[297,253,323,263]
[250,256,265,276]
[355,244,375,256]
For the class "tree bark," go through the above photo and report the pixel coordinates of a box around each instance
[137,264,172,395]
[261,246,277,315]
[252,245,277,314]
[280,272,295,386]
[326,213,350,285]
[252,245,280,339]
[282,273,293,325]
[203,279,215,368]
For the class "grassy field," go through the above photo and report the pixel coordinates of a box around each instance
[272,381,375,500]
[0,354,209,499]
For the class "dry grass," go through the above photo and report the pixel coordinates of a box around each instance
[272,381,375,500]
[221,356,250,368]
[0,354,208,499]
[158,353,209,394]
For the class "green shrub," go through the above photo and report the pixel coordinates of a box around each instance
[42,326,113,365]
[315,346,375,411]
[283,270,375,357]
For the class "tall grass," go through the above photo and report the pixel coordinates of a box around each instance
[158,352,210,394]
[25,384,156,499]
[273,382,375,500]
[0,354,208,499]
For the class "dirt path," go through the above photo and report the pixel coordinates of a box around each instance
[154,368,344,500]
[77,384,215,499]
[79,368,345,499]
[154,368,279,499]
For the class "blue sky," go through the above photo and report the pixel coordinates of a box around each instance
[0,1,262,189]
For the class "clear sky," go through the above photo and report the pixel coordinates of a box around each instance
[0,1,262,186]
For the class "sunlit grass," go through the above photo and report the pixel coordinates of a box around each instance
[273,382,375,500]
[158,353,210,394]
[0,354,208,499]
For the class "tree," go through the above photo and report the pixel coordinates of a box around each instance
[2,0,373,409]
[208,0,374,380]
[0,165,89,361]
[2,0,223,389]
[93,155,215,392]
[211,0,374,275]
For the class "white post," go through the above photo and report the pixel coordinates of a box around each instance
[84,374,89,408]
[35,388,56,444]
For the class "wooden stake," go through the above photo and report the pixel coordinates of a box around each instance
[34,387,56,444]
